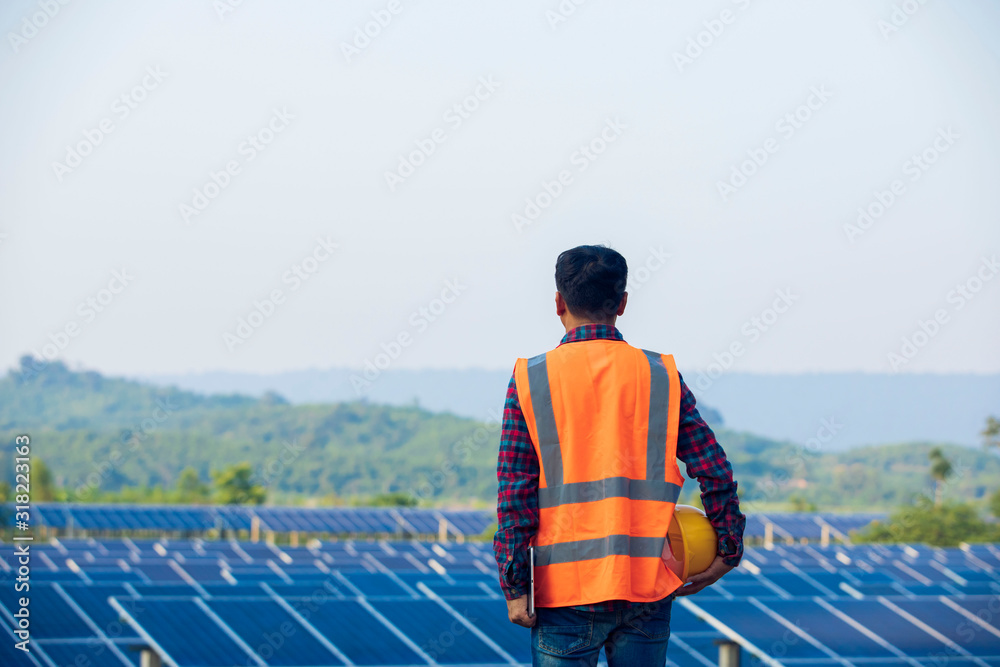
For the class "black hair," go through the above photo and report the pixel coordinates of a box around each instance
[555,245,628,322]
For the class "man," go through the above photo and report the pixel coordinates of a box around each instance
[493,245,745,666]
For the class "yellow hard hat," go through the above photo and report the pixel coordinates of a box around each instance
[661,505,718,581]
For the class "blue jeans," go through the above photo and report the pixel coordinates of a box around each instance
[530,595,674,666]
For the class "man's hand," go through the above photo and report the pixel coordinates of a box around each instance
[674,556,734,597]
[506,594,536,627]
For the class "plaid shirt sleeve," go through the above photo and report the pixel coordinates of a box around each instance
[676,372,746,566]
[492,368,538,601]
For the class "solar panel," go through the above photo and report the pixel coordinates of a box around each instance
[339,572,414,597]
[132,563,184,583]
[886,597,1000,656]
[61,584,138,638]
[679,597,832,661]
[290,599,425,666]
[759,598,898,658]
[0,585,93,639]
[367,598,505,664]
[36,641,133,667]
[129,584,198,597]
[205,598,345,666]
[110,597,253,667]
[445,597,532,663]
[822,598,952,657]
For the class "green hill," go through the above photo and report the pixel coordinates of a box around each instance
[2,357,997,510]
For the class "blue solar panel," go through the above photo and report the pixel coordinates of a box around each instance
[680,598,831,660]
[0,627,42,666]
[761,598,897,658]
[200,583,265,596]
[293,599,424,666]
[368,598,504,664]
[759,572,830,596]
[340,572,413,597]
[823,598,951,657]
[887,597,1000,656]
[133,563,184,583]
[206,598,345,666]
[129,584,198,597]
[37,641,132,667]
[269,583,342,599]
[61,584,138,638]
[447,598,531,663]
[111,597,252,667]
[0,585,93,639]
[86,571,145,583]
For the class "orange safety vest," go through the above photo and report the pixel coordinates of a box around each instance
[513,339,685,607]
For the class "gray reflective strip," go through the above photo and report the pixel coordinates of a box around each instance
[527,353,563,487]
[535,535,666,566]
[538,477,681,509]
[642,349,670,482]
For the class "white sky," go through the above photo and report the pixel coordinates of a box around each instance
[1,0,998,376]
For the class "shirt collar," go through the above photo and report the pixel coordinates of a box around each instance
[558,324,626,346]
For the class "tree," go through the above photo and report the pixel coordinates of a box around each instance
[368,492,418,507]
[212,463,266,505]
[855,496,1000,546]
[990,489,1000,520]
[983,416,1000,452]
[789,494,817,512]
[33,459,57,502]
[928,447,953,507]
[175,467,209,503]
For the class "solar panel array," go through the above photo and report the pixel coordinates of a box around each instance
[22,504,883,542]
[26,504,494,538]
[1,538,997,667]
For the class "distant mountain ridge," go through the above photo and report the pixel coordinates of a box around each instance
[3,357,997,511]
[140,367,999,449]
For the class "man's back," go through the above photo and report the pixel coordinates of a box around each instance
[513,338,686,607]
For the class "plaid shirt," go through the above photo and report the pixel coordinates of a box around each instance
[493,324,746,612]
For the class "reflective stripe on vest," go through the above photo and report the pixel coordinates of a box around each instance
[534,534,665,567]
[525,347,682,512]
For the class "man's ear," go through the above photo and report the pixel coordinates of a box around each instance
[617,292,628,316]
[555,291,568,316]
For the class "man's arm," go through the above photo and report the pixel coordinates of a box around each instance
[493,369,539,624]
[675,372,746,567]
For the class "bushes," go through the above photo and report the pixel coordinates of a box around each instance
[855,496,1000,547]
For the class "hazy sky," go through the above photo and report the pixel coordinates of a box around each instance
[2,0,999,376]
